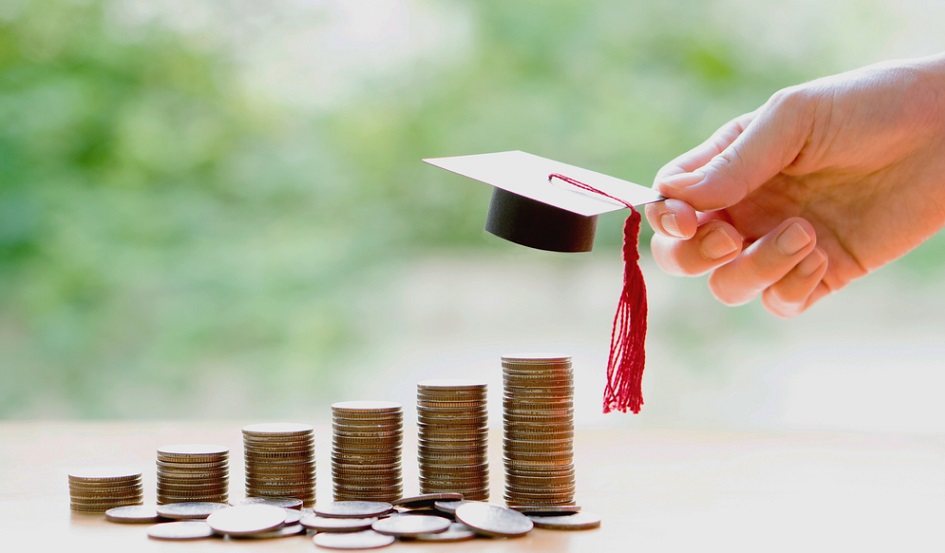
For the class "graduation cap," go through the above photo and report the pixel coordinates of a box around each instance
[423,150,663,414]
[423,150,662,253]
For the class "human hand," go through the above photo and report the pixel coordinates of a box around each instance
[645,54,945,317]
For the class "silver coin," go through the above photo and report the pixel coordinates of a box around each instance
[314,501,393,519]
[240,496,304,509]
[104,505,162,523]
[301,514,378,532]
[68,467,141,482]
[332,400,402,412]
[156,502,229,520]
[528,511,601,530]
[413,522,478,542]
[147,521,216,540]
[206,504,287,536]
[242,422,315,436]
[313,530,395,550]
[157,444,229,457]
[455,502,533,538]
[372,514,451,537]
[432,499,473,514]
[509,504,581,515]
[283,508,303,525]
[391,493,463,509]
[231,524,305,539]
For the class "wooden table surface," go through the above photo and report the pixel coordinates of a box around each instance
[1,421,943,551]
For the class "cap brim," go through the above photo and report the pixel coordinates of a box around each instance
[423,150,662,217]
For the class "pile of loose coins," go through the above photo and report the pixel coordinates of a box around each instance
[331,401,403,502]
[502,354,577,509]
[156,444,229,505]
[243,423,316,508]
[68,467,142,513]
[416,379,490,500]
[72,353,602,547]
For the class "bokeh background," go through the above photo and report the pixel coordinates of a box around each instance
[3,0,945,432]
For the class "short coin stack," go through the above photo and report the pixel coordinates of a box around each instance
[156,444,229,505]
[68,467,143,513]
[331,401,403,502]
[416,379,489,501]
[242,423,316,507]
[502,354,576,508]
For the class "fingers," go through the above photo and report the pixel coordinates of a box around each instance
[653,89,813,212]
[644,198,699,239]
[708,218,818,306]
[651,220,743,276]
[761,248,830,317]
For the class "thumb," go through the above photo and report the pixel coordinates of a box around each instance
[657,92,810,212]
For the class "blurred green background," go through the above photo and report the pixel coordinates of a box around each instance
[3,0,945,428]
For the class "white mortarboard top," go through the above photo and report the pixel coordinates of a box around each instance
[423,150,662,252]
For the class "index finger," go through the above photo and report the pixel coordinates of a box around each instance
[654,111,757,182]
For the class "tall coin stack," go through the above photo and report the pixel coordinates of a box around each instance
[156,444,230,505]
[502,354,576,508]
[68,467,143,513]
[242,423,316,507]
[416,379,489,501]
[331,401,403,502]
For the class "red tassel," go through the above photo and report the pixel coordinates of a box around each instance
[548,174,648,414]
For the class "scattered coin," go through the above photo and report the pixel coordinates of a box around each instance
[105,505,162,523]
[147,521,217,540]
[313,530,396,550]
[240,496,304,510]
[392,493,463,510]
[231,524,305,539]
[206,505,287,536]
[372,514,451,537]
[510,504,582,515]
[528,511,602,530]
[282,508,303,525]
[433,499,474,515]
[413,522,478,542]
[301,514,378,533]
[455,502,534,538]
[156,502,229,520]
[314,501,393,519]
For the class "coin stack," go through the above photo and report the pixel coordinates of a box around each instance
[502,354,576,507]
[416,379,489,501]
[68,467,143,513]
[331,401,403,502]
[156,444,230,505]
[242,423,316,507]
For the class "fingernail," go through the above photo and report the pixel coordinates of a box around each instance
[700,228,739,260]
[777,222,812,256]
[659,172,705,192]
[797,249,826,277]
[659,213,683,238]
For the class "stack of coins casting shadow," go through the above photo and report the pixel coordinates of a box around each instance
[502,354,577,508]
[156,444,229,505]
[331,401,403,502]
[416,379,490,501]
[68,467,143,513]
[242,423,316,507]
